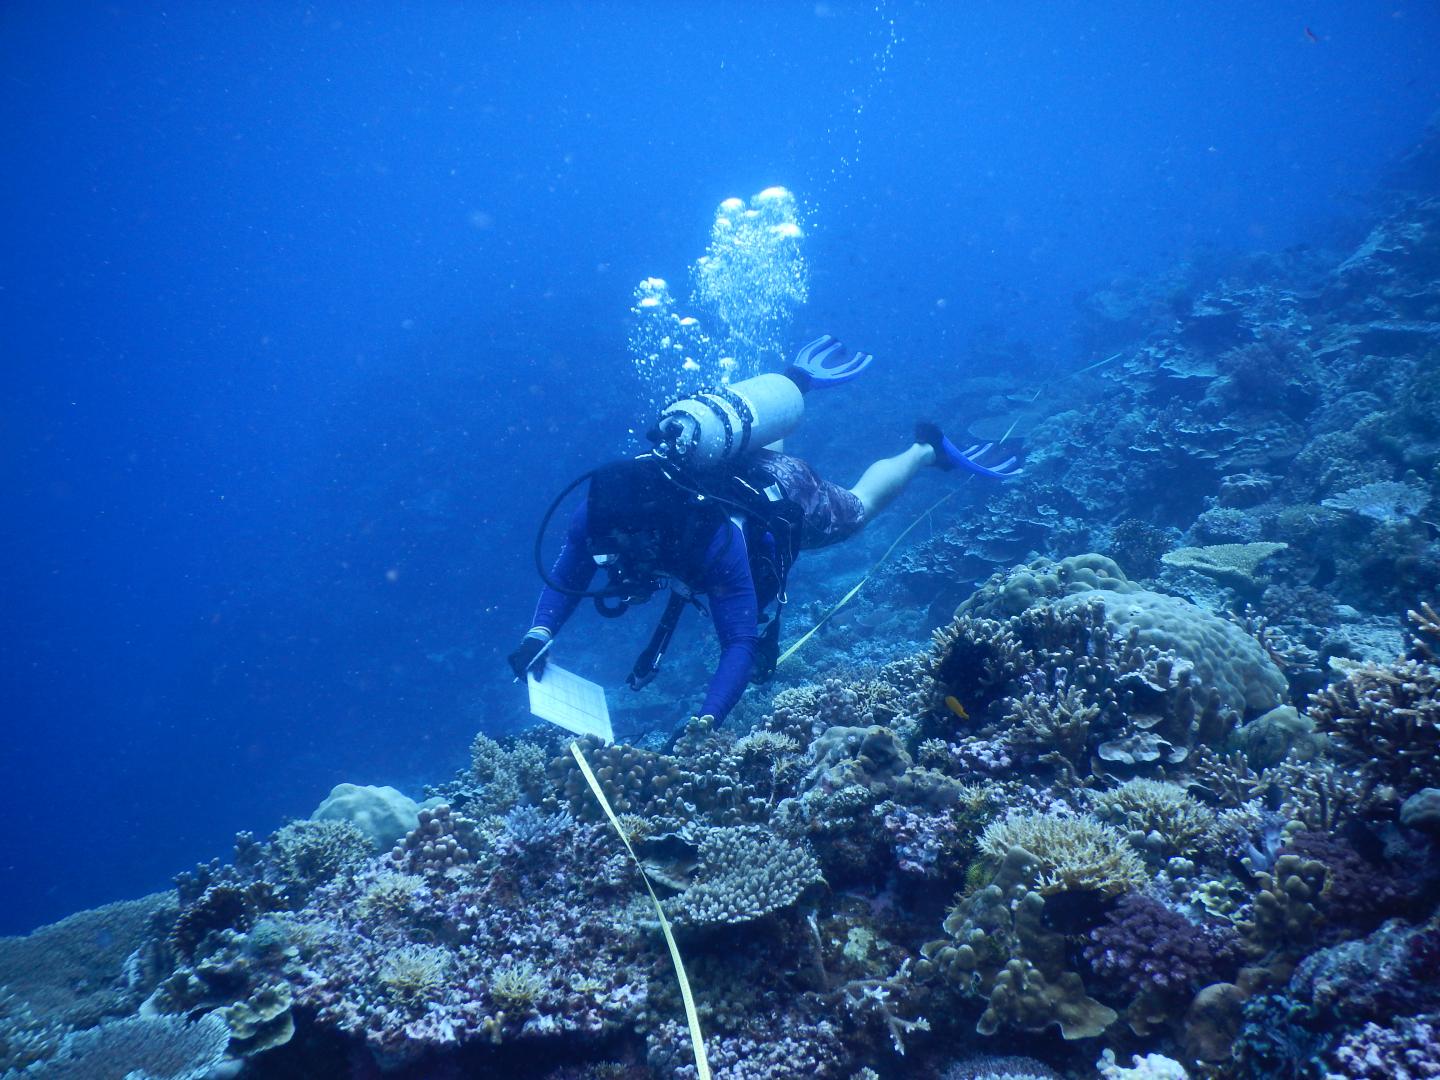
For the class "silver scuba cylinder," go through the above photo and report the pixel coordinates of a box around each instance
[651,373,804,465]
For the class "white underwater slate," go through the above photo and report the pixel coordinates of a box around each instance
[527,663,614,744]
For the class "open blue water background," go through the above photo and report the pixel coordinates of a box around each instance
[2,1,1436,935]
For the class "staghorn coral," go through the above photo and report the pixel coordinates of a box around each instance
[1271,759,1370,831]
[1003,678,1098,767]
[1308,657,1440,796]
[978,811,1149,896]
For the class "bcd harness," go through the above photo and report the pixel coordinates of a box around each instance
[619,461,802,692]
[532,453,803,693]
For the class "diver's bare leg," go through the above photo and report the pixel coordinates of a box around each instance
[849,443,936,519]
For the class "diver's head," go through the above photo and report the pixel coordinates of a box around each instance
[585,456,681,599]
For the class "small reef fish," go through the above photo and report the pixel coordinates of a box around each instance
[944,695,969,720]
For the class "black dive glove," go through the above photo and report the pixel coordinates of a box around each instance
[508,629,551,680]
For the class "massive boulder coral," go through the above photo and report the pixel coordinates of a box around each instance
[1053,588,1286,715]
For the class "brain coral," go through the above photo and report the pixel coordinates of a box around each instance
[1056,589,1286,714]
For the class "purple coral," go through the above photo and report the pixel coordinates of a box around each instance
[1328,1012,1440,1079]
[883,807,962,877]
[1282,830,1410,930]
[1083,893,1240,997]
[287,822,649,1066]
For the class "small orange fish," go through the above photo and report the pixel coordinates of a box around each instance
[944,695,970,721]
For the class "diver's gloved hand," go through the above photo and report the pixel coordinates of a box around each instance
[916,421,1022,479]
[508,628,552,680]
[785,334,874,392]
[749,618,781,686]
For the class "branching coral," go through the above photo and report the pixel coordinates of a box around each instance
[1308,657,1440,795]
[979,811,1149,896]
[258,820,371,904]
[1089,779,1217,862]
[920,847,1118,1040]
[488,959,546,1009]
[666,826,822,926]
[467,733,550,816]
[1084,894,1240,998]
[388,803,477,878]
[377,943,454,1009]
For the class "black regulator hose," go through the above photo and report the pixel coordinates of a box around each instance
[532,467,621,599]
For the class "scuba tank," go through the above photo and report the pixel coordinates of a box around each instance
[649,373,804,465]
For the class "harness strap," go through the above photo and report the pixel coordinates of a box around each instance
[627,591,691,691]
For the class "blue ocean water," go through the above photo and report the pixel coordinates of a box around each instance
[0,0,1435,945]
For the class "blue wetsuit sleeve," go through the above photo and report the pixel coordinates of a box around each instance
[698,522,760,721]
[531,502,596,633]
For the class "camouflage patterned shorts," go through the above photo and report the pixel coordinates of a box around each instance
[752,450,867,550]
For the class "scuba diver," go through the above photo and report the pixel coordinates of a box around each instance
[508,335,1021,724]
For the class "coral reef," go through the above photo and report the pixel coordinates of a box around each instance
[16,159,1440,1080]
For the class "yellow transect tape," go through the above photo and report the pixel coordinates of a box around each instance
[569,740,711,1080]
[776,486,963,668]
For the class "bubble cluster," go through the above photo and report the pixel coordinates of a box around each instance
[628,186,809,415]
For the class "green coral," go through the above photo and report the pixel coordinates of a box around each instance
[377,944,454,1009]
[1089,779,1216,860]
[488,960,546,1008]
[978,811,1148,896]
